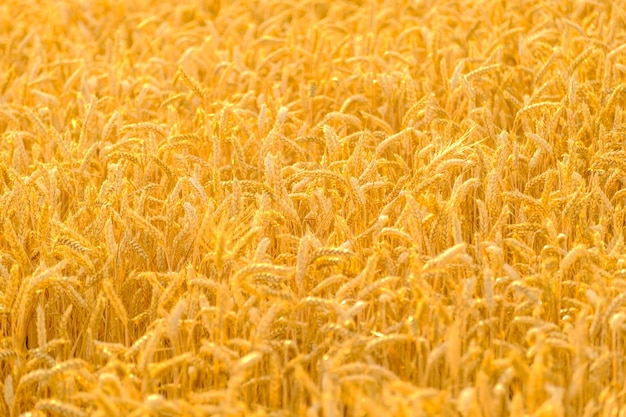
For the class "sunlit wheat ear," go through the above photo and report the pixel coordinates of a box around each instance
[35,399,87,417]
[78,96,97,148]
[253,301,284,347]
[176,66,206,100]
[36,303,46,350]
[102,279,128,327]
[227,351,264,401]
[322,124,340,162]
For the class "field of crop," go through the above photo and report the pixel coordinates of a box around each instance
[1,0,626,415]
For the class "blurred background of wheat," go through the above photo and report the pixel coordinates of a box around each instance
[1,0,625,415]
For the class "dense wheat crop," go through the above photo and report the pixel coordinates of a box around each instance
[1,0,626,415]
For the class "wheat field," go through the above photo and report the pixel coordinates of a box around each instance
[0,0,625,416]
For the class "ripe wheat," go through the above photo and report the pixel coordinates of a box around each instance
[1,0,625,416]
